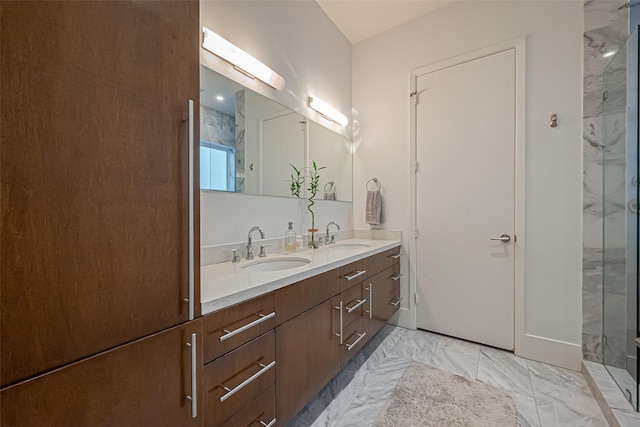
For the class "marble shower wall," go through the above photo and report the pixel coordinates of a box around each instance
[235,90,246,193]
[583,0,629,363]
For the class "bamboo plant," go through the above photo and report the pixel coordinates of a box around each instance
[290,161,326,248]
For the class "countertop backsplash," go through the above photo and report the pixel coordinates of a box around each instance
[201,229,402,266]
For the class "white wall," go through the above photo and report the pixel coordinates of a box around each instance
[201,192,352,247]
[199,0,353,247]
[353,1,584,369]
[200,0,351,138]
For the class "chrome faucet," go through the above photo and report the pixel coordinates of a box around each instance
[325,221,340,244]
[246,226,265,260]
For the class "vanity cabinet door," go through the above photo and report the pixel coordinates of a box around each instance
[364,264,402,338]
[1,319,204,427]
[275,298,340,425]
[0,0,199,386]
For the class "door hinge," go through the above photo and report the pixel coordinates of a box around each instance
[414,229,419,239]
[415,161,419,173]
[300,120,307,131]
[414,293,418,304]
[410,91,417,105]
[603,91,607,101]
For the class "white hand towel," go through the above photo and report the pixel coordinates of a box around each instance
[324,188,336,200]
[366,190,382,225]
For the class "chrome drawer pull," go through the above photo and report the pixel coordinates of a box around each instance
[219,360,276,403]
[333,302,343,344]
[187,99,195,321]
[185,333,197,418]
[345,299,366,313]
[390,253,401,259]
[365,285,372,319]
[391,273,403,281]
[345,332,366,351]
[391,297,403,307]
[219,312,275,342]
[259,419,277,427]
[342,270,366,281]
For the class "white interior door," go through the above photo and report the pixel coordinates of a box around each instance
[415,48,516,350]
[260,111,305,197]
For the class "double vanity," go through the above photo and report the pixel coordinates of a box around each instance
[200,238,402,427]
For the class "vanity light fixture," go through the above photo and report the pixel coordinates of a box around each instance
[308,96,348,126]
[202,27,286,91]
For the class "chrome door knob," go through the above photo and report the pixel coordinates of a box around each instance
[490,234,511,242]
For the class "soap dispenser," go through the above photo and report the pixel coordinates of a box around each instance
[285,222,297,252]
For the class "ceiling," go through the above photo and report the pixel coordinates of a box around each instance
[315,0,455,44]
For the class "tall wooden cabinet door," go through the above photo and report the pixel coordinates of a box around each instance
[0,0,200,386]
[275,299,340,425]
[1,319,204,427]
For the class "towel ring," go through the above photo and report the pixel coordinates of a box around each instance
[366,178,381,191]
[324,181,335,192]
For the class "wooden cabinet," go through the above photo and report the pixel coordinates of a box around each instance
[364,263,402,338]
[204,293,275,363]
[204,331,276,427]
[1,319,204,426]
[218,385,276,427]
[274,245,401,425]
[275,299,340,425]
[202,294,277,427]
[1,0,200,387]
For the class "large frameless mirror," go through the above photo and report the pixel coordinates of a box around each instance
[200,64,353,201]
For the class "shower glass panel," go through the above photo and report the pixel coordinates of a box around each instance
[603,26,639,411]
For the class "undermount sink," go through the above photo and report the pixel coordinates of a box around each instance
[241,257,311,272]
[328,243,371,249]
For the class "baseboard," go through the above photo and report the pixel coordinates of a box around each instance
[515,333,582,371]
[389,307,416,330]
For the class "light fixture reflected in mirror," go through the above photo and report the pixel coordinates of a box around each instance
[202,27,286,91]
[308,96,348,126]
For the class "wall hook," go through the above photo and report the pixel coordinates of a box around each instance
[550,113,558,128]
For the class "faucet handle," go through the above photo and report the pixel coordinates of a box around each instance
[224,248,241,263]
[330,235,336,244]
[259,244,272,258]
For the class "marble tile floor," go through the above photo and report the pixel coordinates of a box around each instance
[288,326,610,427]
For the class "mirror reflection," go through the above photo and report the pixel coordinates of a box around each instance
[199,64,353,201]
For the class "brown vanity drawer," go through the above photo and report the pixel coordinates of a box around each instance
[218,385,275,427]
[204,292,275,363]
[204,330,276,427]
[387,246,402,265]
[340,317,366,366]
[338,260,366,292]
[275,269,340,325]
[362,250,391,279]
[340,283,365,328]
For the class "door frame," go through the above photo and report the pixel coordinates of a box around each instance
[408,37,526,353]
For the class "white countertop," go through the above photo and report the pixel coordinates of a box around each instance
[201,238,401,315]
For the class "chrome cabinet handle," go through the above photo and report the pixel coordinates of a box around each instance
[333,302,343,344]
[390,253,401,259]
[391,297,403,307]
[186,99,195,320]
[342,270,366,281]
[364,284,372,319]
[219,312,275,342]
[345,332,366,351]
[259,419,277,427]
[490,234,511,242]
[345,299,366,313]
[185,333,197,418]
[219,360,276,403]
[391,273,403,281]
